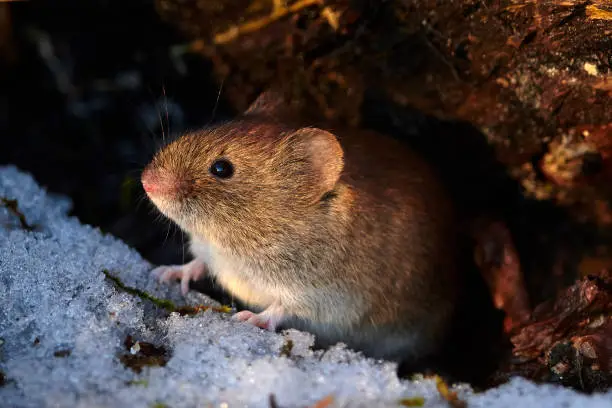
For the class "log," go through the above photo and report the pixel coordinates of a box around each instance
[154,0,612,390]
[156,0,611,222]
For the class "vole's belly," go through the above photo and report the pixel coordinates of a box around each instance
[189,239,433,360]
[189,238,279,308]
[189,238,358,320]
[214,270,277,307]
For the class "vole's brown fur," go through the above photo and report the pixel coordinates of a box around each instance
[142,90,461,363]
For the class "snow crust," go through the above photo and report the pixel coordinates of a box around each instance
[1,165,611,408]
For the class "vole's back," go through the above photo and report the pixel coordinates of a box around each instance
[284,126,460,362]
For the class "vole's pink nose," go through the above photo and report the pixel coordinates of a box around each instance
[142,166,189,199]
[141,167,172,196]
[141,168,156,193]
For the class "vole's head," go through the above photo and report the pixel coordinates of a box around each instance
[141,106,344,249]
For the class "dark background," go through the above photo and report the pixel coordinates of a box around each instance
[0,0,237,273]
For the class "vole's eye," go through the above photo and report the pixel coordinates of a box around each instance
[210,159,234,179]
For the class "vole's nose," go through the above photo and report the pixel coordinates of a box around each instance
[141,167,157,193]
[141,167,174,196]
[142,165,190,199]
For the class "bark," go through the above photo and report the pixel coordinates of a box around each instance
[493,271,612,393]
[156,0,611,221]
[154,0,612,390]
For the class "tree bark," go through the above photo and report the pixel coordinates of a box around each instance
[155,0,612,389]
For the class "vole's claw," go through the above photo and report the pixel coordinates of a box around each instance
[150,258,207,296]
[232,304,285,331]
[232,310,274,330]
[151,265,180,283]
[233,310,257,322]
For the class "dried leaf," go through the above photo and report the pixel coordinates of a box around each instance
[434,375,466,408]
[309,394,334,408]
[118,335,170,374]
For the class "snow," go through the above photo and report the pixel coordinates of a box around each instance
[1,164,611,408]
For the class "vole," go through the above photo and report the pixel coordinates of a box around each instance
[141,90,461,363]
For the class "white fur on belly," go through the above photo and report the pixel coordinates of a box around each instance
[189,237,279,308]
[188,238,361,327]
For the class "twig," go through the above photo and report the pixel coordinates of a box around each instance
[214,0,323,45]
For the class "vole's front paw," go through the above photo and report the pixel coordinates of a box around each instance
[232,303,285,331]
[151,258,207,296]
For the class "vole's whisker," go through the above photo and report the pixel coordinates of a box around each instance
[207,77,225,127]
[163,85,170,139]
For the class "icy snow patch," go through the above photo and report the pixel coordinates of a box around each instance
[1,165,611,408]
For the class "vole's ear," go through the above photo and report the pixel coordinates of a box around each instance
[245,89,288,116]
[285,127,344,194]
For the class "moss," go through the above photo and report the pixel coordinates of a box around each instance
[126,379,149,387]
[102,269,231,316]
[103,270,176,312]
[399,397,425,406]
